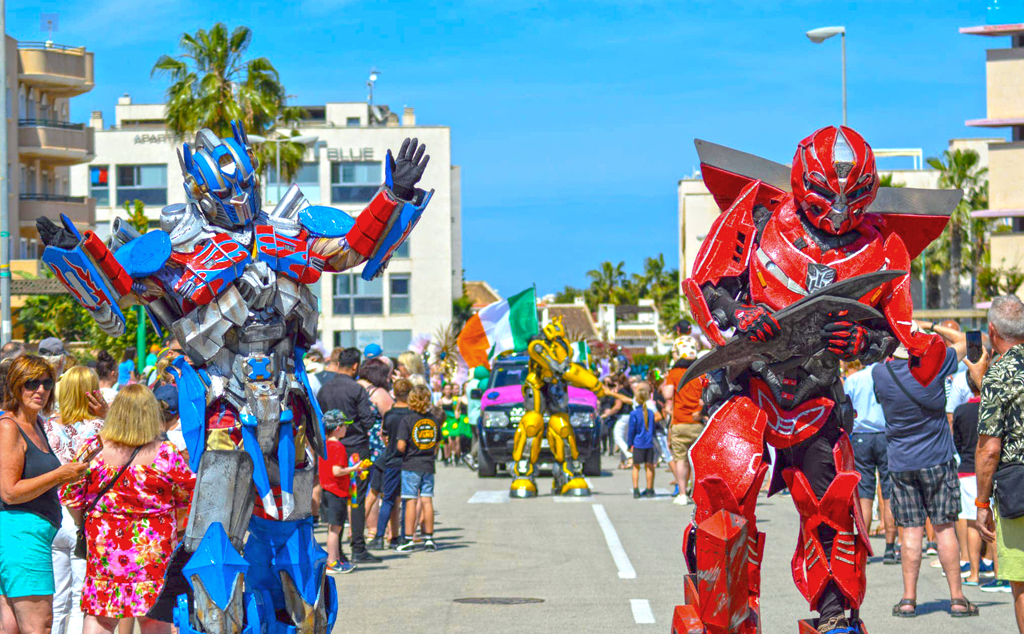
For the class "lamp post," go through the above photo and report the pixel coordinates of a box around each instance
[367,69,379,107]
[806,26,847,126]
[248,132,319,205]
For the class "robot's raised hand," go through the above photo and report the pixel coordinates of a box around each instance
[36,217,79,250]
[731,304,780,342]
[390,137,430,200]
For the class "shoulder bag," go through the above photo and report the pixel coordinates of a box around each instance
[74,445,143,559]
[995,462,1024,519]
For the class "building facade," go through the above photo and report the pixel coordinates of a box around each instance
[70,97,461,355]
[5,36,95,259]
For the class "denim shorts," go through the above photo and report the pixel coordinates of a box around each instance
[401,470,435,499]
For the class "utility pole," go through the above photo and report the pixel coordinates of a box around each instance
[0,0,11,346]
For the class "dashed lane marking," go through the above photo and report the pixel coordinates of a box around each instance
[631,599,656,624]
[468,490,510,503]
[591,503,637,579]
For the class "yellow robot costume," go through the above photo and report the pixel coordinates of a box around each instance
[510,317,605,498]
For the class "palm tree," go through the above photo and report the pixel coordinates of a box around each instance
[586,261,626,305]
[926,149,988,309]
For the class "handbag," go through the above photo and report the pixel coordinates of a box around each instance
[995,462,1024,520]
[74,445,143,559]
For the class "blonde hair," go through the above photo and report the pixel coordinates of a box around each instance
[635,382,652,430]
[57,366,99,426]
[397,351,424,377]
[101,384,162,447]
[408,385,432,413]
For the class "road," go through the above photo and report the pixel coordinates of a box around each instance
[322,462,1014,633]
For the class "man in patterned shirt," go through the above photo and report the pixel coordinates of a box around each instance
[975,295,1024,632]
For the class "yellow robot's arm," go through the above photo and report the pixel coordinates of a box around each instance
[562,363,605,398]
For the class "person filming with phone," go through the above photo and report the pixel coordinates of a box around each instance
[972,295,1024,633]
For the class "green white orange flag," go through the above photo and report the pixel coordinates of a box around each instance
[457,287,539,369]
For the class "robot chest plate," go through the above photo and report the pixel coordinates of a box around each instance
[748,218,885,311]
[254,225,325,285]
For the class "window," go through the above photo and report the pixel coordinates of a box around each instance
[332,273,383,315]
[389,273,410,314]
[266,162,320,205]
[116,164,166,206]
[331,161,381,204]
[382,330,412,356]
[90,165,110,206]
[393,238,409,259]
[346,117,360,127]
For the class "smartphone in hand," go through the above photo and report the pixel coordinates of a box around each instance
[966,330,983,363]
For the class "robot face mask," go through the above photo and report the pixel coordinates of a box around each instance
[790,126,878,235]
[179,120,262,230]
[541,317,572,363]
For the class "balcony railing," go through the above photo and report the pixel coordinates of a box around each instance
[20,193,87,203]
[17,41,87,54]
[18,119,86,130]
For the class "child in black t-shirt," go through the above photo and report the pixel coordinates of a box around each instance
[396,385,442,552]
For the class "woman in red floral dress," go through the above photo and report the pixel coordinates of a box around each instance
[62,385,195,634]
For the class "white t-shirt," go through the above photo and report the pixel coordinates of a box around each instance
[945,370,972,415]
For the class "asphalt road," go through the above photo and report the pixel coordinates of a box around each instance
[322,462,1014,633]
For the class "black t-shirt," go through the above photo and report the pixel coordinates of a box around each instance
[380,406,413,470]
[398,410,442,474]
[952,399,981,475]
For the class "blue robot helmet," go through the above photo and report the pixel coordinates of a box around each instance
[177,120,262,230]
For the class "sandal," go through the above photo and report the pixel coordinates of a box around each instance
[892,598,916,618]
[950,597,979,618]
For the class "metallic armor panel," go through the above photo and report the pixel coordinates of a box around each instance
[184,451,256,552]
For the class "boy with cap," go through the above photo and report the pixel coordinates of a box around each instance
[320,410,370,573]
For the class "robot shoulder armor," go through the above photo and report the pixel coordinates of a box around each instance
[161,202,215,253]
[299,206,356,238]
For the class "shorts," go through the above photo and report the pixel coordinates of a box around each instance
[380,467,402,503]
[669,424,702,461]
[0,510,58,597]
[890,460,961,528]
[401,470,435,499]
[369,464,383,493]
[996,509,1024,582]
[632,447,656,465]
[321,490,349,527]
[851,432,891,500]
[959,474,978,521]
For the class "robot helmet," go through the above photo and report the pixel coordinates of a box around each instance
[542,316,567,342]
[791,126,878,235]
[178,120,262,230]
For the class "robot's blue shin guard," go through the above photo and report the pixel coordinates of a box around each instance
[245,515,338,634]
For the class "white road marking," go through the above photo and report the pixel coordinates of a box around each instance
[468,490,509,504]
[553,495,591,503]
[591,504,637,579]
[631,599,656,624]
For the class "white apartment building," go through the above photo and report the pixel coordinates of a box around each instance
[70,96,462,355]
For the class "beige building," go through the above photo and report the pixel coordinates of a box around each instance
[4,36,95,259]
[69,97,461,356]
[962,21,1024,281]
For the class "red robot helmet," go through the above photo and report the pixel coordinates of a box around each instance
[791,126,879,235]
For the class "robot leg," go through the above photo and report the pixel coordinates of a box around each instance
[510,410,544,498]
[674,395,768,634]
[175,450,258,634]
[783,433,870,634]
[547,412,589,496]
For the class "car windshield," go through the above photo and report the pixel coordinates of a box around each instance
[490,364,527,388]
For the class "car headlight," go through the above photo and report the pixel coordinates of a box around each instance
[570,411,595,427]
[483,410,511,428]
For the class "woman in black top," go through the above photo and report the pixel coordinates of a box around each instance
[0,355,87,632]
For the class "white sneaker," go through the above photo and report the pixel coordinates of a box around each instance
[674,494,689,506]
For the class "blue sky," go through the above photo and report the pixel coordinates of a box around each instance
[9,1,996,297]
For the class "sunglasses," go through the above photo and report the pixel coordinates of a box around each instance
[24,378,55,392]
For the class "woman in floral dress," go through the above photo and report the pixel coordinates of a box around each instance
[62,384,195,634]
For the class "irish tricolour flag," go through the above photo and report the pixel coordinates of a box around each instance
[457,287,539,369]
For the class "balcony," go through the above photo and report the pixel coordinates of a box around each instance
[17,42,94,97]
[19,194,95,228]
[986,47,1024,120]
[988,141,1024,212]
[18,120,95,165]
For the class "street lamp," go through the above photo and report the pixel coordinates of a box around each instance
[248,133,319,204]
[806,26,847,126]
[367,68,380,107]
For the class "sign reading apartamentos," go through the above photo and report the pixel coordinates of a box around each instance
[134,134,170,144]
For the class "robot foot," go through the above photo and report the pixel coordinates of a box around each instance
[556,477,591,496]
[510,478,538,498]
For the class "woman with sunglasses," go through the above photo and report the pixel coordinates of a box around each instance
[0,355,89,634]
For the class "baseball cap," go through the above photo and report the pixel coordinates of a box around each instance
[154,384,179,416]
[323,409,354,431]
[363,343,383,360]
[38,337,66,357]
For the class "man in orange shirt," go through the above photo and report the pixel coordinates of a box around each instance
[663,335,704,505]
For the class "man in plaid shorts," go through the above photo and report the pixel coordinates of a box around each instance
[873,328,977,618]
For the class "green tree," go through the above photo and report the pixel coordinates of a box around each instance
[452,293,474,333]
[926,149,988,309]
[125,199,148,234]
[553,285,586,304]
[585,261,627,305]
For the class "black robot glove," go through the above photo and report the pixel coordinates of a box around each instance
[389,137,430,201]
[36,217,79,250]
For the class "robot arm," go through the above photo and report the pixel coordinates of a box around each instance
[308,138,433,281]
[563,363,606,398]
[880,233,947,385]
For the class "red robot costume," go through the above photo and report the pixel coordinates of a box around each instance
[671,126,960,634]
